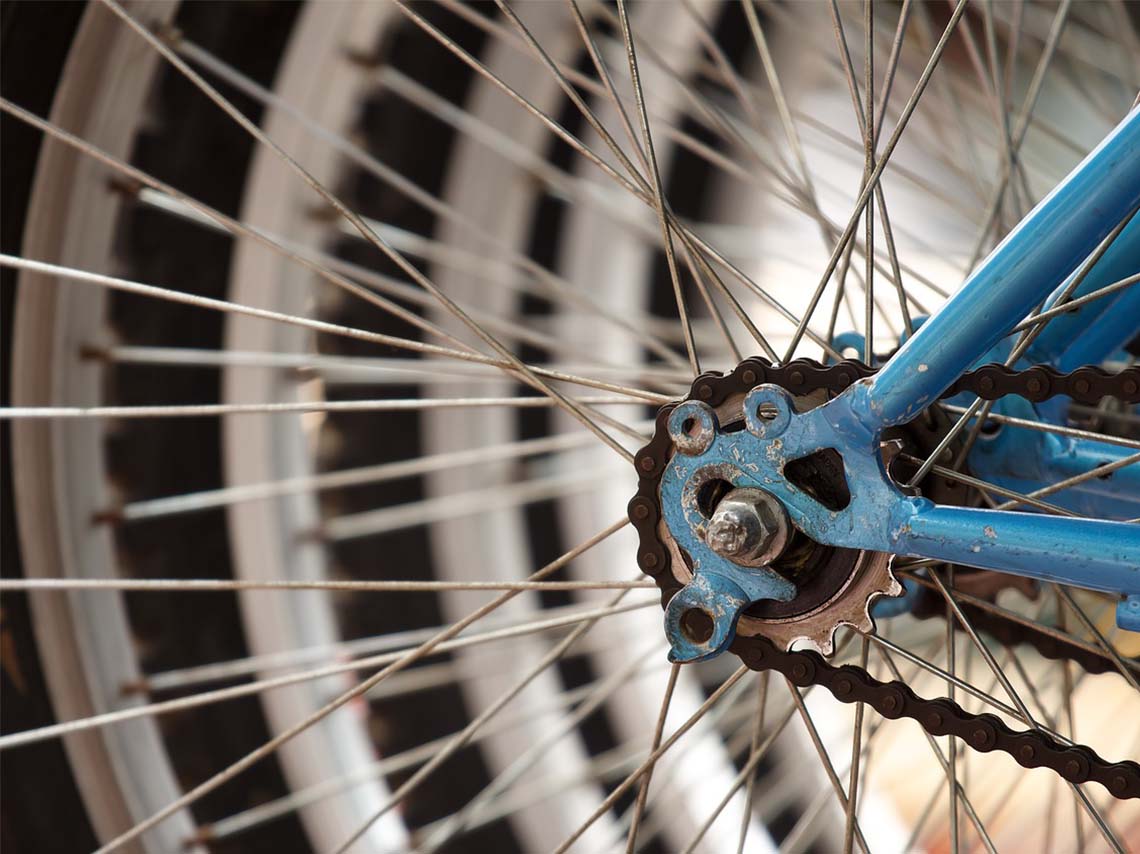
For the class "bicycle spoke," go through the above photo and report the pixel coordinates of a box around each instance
[830,0,932,342]
[1010,272,1139,333]
[393,0,844,361]
[421,640,664,853]
[330,584,637,852]
[897,452,1075,516]
[93,344,688,391]
[0,254,671,412]
[939,404,1140,452]
[734,672,768,854]
[946,565,961,854]
[5,3,1135,849]
[565,4,776,361]
[927,570,1128,853]
[171,33,694,371]
[873,644,998,854]
[624,661,680,853]
[79,516,626,851]
[863,0,875,363]
[0,395,647,420]
[0,578,654,594]
[135,599,654,697]
[495,0,738,370]
[98,0,639,464]
[552,664,749,854]
[785,679,870,854]
[607,673,762,850]
[783,0,969,361]
[199,649,669,847]
[843,638,870,854]
[103,428,640,523]
[615,0,700,375]
[0,596,655,752]
[319,466,616,542]
[1055,586,1140,693]
[966,0,1075,270]
[740,1,817,206]
[679,697,799,854]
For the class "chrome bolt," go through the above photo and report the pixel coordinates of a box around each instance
[704,487,790,565]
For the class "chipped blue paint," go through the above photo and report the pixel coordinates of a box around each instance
[659,383,1140,659]
[857,108,1140,433]
[661,405,795,662]
[968,409,1140,517]
[659,110,1140,659]
[1027,212,1140,373]
[1118,596,1140,632]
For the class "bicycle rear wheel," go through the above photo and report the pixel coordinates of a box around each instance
[3,2,1139,852]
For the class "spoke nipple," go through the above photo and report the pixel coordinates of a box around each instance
[91,508,124,527]
[78,343,110,362]
[297,526,328,544]
[186,823,217,846]
[307,203,342,223]
[106,175,145,200]
[118,678,150,698]
[151,20,184,48]
[342,47,384,70]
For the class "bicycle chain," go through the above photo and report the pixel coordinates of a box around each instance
[629,358,1140,799]
[731,636,1140,799]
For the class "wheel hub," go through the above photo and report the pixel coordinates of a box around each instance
[637,360,905,663]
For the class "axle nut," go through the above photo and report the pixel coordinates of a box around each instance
[704,487,791,566]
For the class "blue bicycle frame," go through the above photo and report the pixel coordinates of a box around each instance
[659,106,1140,657]
[809,105,1140,623]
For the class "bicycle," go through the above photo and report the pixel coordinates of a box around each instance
[2,1,1138,852]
